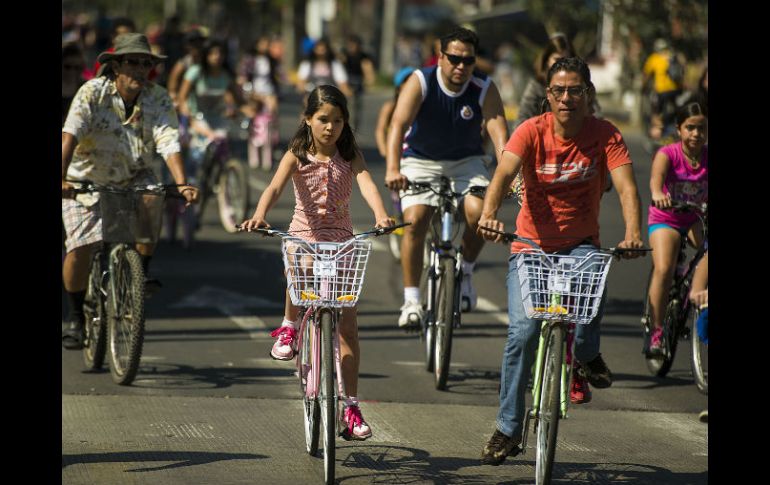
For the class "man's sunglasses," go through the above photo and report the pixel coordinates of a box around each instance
[442,52,476,66]
[121,57,155,68]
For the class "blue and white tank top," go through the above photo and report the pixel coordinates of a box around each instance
[402,65,489,161]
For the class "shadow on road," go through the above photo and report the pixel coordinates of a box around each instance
[61,451,267,472]
[336,445,706,484]
[128,362,295,390]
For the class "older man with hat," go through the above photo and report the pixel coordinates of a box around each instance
[61,33,199,349]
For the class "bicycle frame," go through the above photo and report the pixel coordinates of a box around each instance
[521,291,576,451]
[296,305,345,419]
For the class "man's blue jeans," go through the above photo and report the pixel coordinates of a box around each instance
[495,244,607,439]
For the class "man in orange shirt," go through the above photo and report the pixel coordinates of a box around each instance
[477,57,644,465]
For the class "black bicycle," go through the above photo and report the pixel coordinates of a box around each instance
[641,200,708,378]
[401,177,486,390]
[73,181,188,385]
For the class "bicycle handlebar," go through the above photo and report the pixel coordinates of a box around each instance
[385,180,486,198]
[653,200,707,214]
[66,180,195,200]
[237,222,412,240]
[478,226,651,257]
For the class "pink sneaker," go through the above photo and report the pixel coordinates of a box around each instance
[340,405,372,441]
[269,326,297,360]
[649,327,664,355]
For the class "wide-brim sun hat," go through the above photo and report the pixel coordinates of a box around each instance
[97,33,167,64]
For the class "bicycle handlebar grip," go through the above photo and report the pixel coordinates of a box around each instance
[374,221,412,235]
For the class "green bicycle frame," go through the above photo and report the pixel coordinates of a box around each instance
[529,293,573,420]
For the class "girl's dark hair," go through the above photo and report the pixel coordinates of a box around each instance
[546,56,594,91]
[535,35,577,84]
[201,38,234,78]
[289,85,360,164]
[676,101,707,127]
[308,37,334,63]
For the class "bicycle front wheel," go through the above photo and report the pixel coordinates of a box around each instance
[217,158,249,233]
[82,251,107,370]
[299,313,320,455]
[641,267,672,376]
[421,252,435,372]
[536,324,563,485]
[107,248,146,385]
[434,257,455,390]
[320,311,336,485]
[690,308,708,394]
[648,299,681,377]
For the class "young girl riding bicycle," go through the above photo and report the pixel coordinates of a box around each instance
[646,101,708,355]
[240,85,394,440]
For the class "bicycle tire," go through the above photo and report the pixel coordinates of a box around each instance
[180,202,196,250]
[107,248,146,385]
[654,299,681,378]
[536,324,563,485]
[82,251,107,370]
[434,257,455,390]
[420,246,435,372]
[217,158,249,233]
[388,232,401,261]
[320,310,336,485]
[690,307,708,394]
[299,313,320,455]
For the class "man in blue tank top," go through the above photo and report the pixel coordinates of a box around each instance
[384,27,509,328]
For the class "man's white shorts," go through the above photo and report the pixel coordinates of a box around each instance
[399,155,491,211]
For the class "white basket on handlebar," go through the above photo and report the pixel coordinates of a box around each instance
[280,237,372,308]
[515,249,614,324]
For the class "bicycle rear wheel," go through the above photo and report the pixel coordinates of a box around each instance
[107,248,146,385]
[217,158,249,233]
[536,324,563,485]
[82,251,107,370]
[690,308,708,394]
[434,257,455,390]
[299,313,320,455]
[320,311,336,485]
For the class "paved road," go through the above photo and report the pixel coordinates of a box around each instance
[62,90,707,484]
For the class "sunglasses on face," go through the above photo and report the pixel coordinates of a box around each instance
[442,51,476,66]
[121,57,154,68]
[547,85,588,99]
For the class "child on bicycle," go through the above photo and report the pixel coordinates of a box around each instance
[647,102,708,355]
[240,85,394,440]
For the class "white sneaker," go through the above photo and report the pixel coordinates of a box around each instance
[398,300,424,328]
[461,273,477,312]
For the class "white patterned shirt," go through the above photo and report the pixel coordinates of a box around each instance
[63,77,180,204]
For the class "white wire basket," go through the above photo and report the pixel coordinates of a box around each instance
[280,237,372,308]
[515,249,614,324]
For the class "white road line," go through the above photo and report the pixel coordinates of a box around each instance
[475,296,509,325]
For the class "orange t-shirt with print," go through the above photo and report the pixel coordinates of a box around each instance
[506,112,632,253]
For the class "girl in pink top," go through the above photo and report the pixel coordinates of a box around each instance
[241,85,393,440]
[646,102,708,354]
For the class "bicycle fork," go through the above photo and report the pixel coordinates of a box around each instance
[521,320,572,454]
